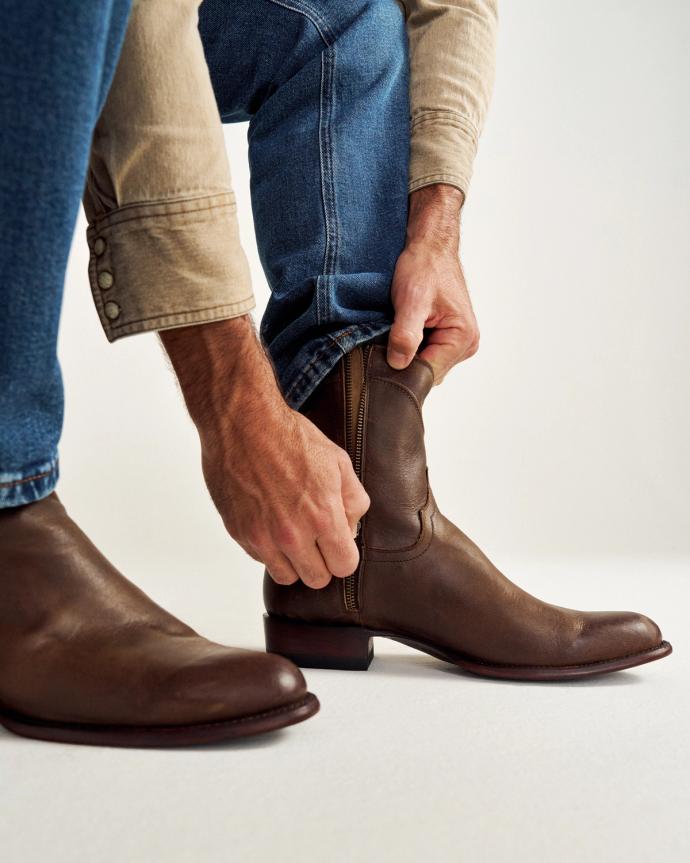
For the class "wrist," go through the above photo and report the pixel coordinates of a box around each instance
[160,316,287,445]
[406,184,463,251]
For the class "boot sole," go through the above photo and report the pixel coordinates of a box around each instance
[0,692,319,748]
[264,615,672,681]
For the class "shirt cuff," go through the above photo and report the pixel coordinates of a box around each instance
[408,110,479,197]
[86,192,254,341]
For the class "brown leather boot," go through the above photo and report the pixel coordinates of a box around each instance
[264,345,671,680]
[0,494,318,746]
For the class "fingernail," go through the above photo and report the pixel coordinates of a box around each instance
[388,350,408,369]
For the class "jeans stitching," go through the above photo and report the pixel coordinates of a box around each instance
[263,1,338,324]
[318,45,339,321]
[0,469,54,489]
[284,322,391,405]
[262,0,335,46]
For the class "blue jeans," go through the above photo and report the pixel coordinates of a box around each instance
[0,0,409,508]
[199,0,410,407]
[0,0,131,508]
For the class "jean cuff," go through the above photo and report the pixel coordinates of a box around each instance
[0,455,59,508]
[282,322,392,410]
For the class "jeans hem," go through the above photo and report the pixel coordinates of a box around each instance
[282,322,391,410]
[0,456,59,508]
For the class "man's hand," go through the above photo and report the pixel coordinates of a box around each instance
[388,184,479,383]
[161,317,369,589]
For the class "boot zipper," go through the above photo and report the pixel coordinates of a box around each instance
[342,345,371,611]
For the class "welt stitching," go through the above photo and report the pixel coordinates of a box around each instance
[0,694,315,731]
[460,642,667,670]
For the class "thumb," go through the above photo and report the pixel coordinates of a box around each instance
[387,301,426,370]
[418,327,466,384]
[418,341,453,384]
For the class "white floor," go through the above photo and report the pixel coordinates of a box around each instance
[2,559,688,863]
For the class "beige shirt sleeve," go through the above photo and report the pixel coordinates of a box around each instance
[83,0,254,342]
[402,0,498,196]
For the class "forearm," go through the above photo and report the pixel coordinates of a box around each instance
[160,316,286,448]
[406,184,463,251]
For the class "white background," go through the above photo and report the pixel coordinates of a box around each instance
[3,2,689,861]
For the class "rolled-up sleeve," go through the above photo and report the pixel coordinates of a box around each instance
[84,0,254,341]
[402,0,498,197]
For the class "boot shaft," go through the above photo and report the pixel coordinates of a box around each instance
[301,344,435,550]
[264,344,435,619]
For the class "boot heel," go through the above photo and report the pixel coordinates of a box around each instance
[264,615,374,671]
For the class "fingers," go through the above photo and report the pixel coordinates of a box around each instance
[387,295,426,370]
[284,540,333,590]
[316,505,361,579]
[263,551,300,586]
[338,452,370,534]
[241,430,370,591]
[266,455,367,590]
[419,325,479,384]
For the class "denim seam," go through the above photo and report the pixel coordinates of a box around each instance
[262,0,335,46]
[328,328,354,346]
[318,45,339,323]
[285,338,343,403]
[284,322,392,406]
[264,0,339,324]
[0,469,53,489]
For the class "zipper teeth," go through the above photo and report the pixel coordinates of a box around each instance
[343,352,353,454]
[343,346,371,612]
[352,365,367,478]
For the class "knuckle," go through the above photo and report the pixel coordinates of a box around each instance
[244,526,265,553]
[311,511,333,537]
[275,522,300,550]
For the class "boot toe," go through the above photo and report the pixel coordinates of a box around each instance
[164,645,309,725]
[578,610,664,664]
[241,649,309,711]
[616,611,663,655]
